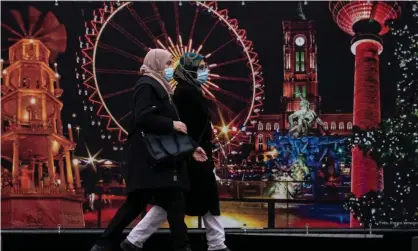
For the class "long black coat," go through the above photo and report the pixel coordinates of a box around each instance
[124,76,189,193]
[172,81,221,216]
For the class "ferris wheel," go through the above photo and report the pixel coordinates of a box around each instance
[76,1,264,152]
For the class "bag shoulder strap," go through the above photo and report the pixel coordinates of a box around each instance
[196,116,210,146]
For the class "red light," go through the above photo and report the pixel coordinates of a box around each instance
[232,126,237,132]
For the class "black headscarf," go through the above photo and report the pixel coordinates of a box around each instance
[173,52,205,90]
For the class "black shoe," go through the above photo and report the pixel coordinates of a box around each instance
[90,244,111,251]
[120,239,143,251]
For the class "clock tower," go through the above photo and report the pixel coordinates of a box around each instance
[282,3,319,113]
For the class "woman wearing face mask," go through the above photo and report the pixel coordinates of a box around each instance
[122,52,230,251]
[90,49,207,251]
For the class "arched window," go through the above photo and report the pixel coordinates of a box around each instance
[266,123,271,131]
[339,122,344,130]
[331,122,336,130]
[258,134,264,151]
[347,122,353,130]
[323,122,328,130]
[258,123,263,131]
[274,123,280,131]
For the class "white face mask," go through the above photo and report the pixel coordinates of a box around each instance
[196,69,209,84]
[164,67,174,81]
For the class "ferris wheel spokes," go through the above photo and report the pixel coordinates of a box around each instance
[209,74,252,82]
[209,57,248,70]
[98,42,144,62]
[108,19,149,52]
[95,69,140,75]
[126,4,159,47]
[150,2,169,45]
[102,87,134,100]
[77,1,264,147]
[205,37,235,59]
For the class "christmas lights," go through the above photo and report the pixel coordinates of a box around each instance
[345,2,418,227]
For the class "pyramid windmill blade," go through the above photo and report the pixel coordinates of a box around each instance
[28,6,42,36]
[37,11,61,37]
[39,24,67,43]
[1,23,23,38]
[10,10,27,36]
[43,38,67,53]
[40,25,67,52]
[48,51,58,63]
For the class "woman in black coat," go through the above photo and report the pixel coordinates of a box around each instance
[91,49,207,251]
[124,53,230,251]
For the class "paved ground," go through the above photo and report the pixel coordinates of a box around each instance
[1,231,415,251]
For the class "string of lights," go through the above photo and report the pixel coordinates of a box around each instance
[345,2,418,227]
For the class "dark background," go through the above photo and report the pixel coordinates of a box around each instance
[1,1,412,161]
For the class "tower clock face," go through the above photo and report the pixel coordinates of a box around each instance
[295,36,305,46]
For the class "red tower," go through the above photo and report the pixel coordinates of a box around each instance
[330,1,401,226]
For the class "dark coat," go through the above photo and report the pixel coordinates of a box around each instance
[172,81,221,216]
[124,76,189,193]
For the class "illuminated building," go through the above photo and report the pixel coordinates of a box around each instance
[255,5,352,153]
[1,6,85,228]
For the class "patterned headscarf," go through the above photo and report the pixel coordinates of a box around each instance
[140,48,173,95]
[174,52,205,89]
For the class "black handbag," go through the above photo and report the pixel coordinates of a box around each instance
[142,131,195,164]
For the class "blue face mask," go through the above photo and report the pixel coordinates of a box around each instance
[164,67,174,81]
[196,69,209,84]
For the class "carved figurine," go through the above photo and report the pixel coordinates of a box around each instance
[288,93,325,138]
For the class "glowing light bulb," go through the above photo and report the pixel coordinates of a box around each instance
[222,126,229,134]
[72,159,80,166]
[30,97,36,104]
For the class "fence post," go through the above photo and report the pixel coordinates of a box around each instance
[267,201,275,228]
[97,192,102,228]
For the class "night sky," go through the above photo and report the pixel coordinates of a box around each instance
[1,1,412,161]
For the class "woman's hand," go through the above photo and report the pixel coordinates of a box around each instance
[173,121,187,134]
[193,147,207,162]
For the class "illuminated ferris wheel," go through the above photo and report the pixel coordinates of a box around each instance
[76,1,264,151]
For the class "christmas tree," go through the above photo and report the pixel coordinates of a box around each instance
[345,2,418,228]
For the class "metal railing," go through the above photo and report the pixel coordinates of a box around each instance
[91,179,350,229]
[1,185,68,195]
[2,122,53,133]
